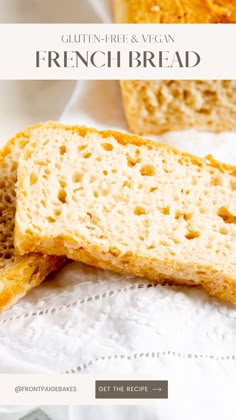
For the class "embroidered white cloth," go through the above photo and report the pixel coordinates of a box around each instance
[0,1,236,419]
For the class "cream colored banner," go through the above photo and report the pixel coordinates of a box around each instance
[0,24,235,79]
[0,375,168,405]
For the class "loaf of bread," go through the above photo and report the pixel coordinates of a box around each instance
[114,0,236,135]
[0,124,66,311]
[15,122,236,304]
[114,0,236,24]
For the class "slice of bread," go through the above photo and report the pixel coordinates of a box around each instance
[15,122,236,304]
[114,0,236,135]
[0,124,66,311]
[119,80,236,135]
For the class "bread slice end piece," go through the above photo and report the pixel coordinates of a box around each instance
[0,123,67,311]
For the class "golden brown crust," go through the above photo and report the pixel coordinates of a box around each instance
[114,0,236,24]
[0,123,42,162]
[49,246,236,304]
[15,224,236,305]
[0,255,67,310]
[0,123,67,312]
[15,122,236,305]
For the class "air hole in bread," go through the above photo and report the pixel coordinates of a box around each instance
[184,213,192,221]
[59,145,66,155]
[230,180,236,190]
[204,90,216,98]
[185,231,200,240]
[72,172,82,183]
[123,180,131,188]
[47,216,56,223]
[210,176,223,186]
[89,176,96,183]
[87,225,95,231]
[109,247,120,257]
[140,165,155,176]
[127,156,138,167]
[175,211,192,221]
[4,253,12,260]
[183,90,190,100]
[4,194,12,204]
[219,227,228,235]
[181,189,190,195]
[197,107,211,115]
[102,143,113,152]
[25,150,33,159]
[11,161,17,172]
[217,207,236,224]
[175,211,182,220]
[226,91,233,99]
[134,206,146,216]
[59,180,67,188]
[30,173,38,185]
[37,161,46,167]
[58,189,67,204]
[101,189,109,196]
[78,144,87,151]
[54,209,62,217]
[161,207,170,215]
[191,178,198,185]
[222,81,231,88]
[146,104,155,114]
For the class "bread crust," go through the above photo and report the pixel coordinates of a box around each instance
[114,0,236,24]
[0,254,66,311]
[0,124,67,311]
[15,122,236,305]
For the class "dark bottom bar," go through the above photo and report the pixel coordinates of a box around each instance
[95,380,168,399]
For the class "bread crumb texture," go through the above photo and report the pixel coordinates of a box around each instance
[0,124,66,311]
[114,1,236,134]
[121,80,236,135]
[15,122,236,304]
